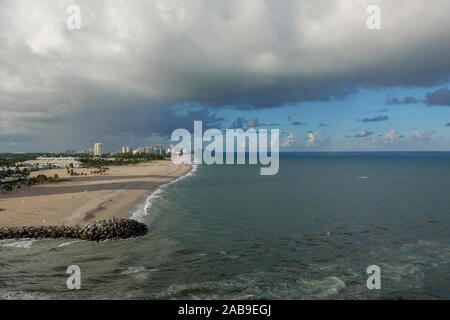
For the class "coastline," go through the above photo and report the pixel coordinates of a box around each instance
[131,163,197,222]
[0,161,191,227]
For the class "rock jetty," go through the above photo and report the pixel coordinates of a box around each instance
[0,218,148,241]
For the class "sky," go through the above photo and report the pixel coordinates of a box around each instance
[0,0,449,152]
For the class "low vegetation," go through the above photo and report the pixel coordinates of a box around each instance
[1,173,60,193]
[80,152,165,168]
[0,152,167,192]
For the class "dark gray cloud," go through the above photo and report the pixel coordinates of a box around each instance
[446,122,450,127]
[318,123,329,127]
[66,99,223,137]
[231,116,246,129]
[386,87,450,107]
[385,96,420,105]
[231,116,277,129]
[359,115,389,122]
[373,108,389,113]
[355,130,373,138]
[291,121,304,126]
[425,87,450,106]
[2,99,224,151]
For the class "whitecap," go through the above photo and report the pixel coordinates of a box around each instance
[121,266,146,275]
[297,276,346,298]
[2,240,36,248]
[58,240,84,247]
[0,290,49,300]
[381,263,424,281]
[121,266,149,280]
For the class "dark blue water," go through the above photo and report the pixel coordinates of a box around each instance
[1,153,449,299]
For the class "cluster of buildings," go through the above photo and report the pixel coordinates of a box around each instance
[83,143,103,156]
[52,143,103,156]
[1,141,177,190]
[121,144,174,156]
[1,156,83,189]
[52,142,175,157]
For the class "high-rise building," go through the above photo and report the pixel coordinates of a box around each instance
[94,143,103,156]
[134,147,145,154]
[122,146,132,153]
[165,144,174,155]
[144,146,153,154]
[155,144,164,155]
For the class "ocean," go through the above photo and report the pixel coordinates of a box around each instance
[1,152,449,299]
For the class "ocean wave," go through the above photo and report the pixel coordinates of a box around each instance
[120,266,155,281]
[121,266,146,275]
[157,275,346,299]
[380,263,424,281]
[0,290,50,300]
[131,164,198,222]
[157,279,248,299]
[297,276,346,298]
[57,240,84,248]
[2,240,36,248]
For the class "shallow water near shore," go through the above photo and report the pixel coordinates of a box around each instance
[1,153,449,299]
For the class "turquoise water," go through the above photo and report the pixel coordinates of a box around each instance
[1,153,449,299]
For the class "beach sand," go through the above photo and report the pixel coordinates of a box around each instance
[0,161,191,227]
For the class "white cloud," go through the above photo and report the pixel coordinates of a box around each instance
[281,132,296,147]
[306,132,318,147]
[355,130,373,138]
[412,130,436,141]
[381,129,398,143]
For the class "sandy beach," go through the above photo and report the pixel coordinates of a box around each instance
[0,161,191,227]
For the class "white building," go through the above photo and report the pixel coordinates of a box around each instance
[20,157,83,169]
[155,144,164,155]
[94,143,103,156]
[144,146,153,154]
[165,144,175,155]
[134,147,145,154]
[122,146,133,153]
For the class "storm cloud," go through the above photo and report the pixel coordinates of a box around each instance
[385,96,420,105]
[425,87,450,106]
[1,0,450,150]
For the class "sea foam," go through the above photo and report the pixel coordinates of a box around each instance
[2,240,36,248]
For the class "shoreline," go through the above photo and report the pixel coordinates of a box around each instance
[0,161,192,228]
[131,163,197,222]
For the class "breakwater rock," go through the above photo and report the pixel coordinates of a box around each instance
[0,219,148,241]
